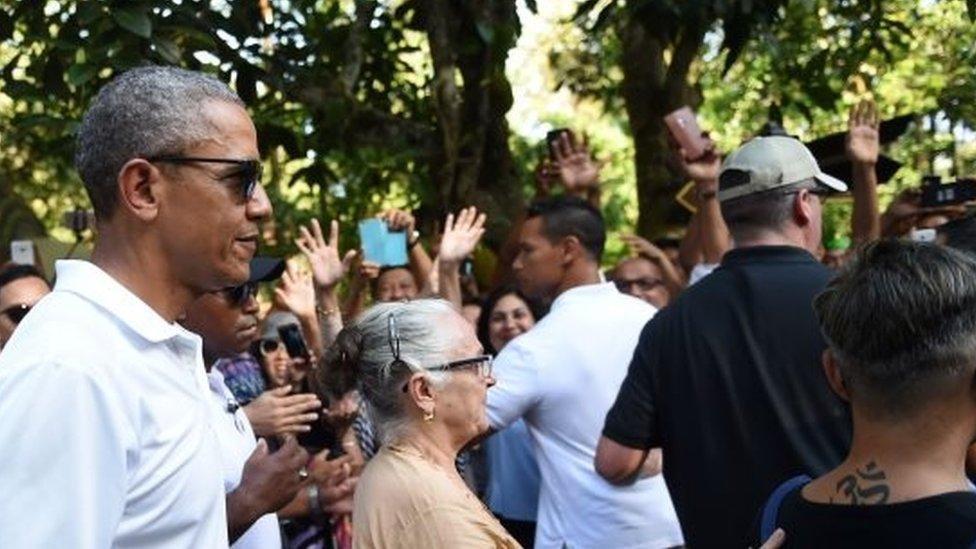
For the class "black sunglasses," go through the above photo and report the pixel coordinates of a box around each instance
[147,156,262,200]
[258,338,282,356]
[0,303,31,324]
[223,282,257,307]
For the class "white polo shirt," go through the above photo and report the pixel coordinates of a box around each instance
[0,260,228,548]
[487,282,683,549]
[207,368,282,549]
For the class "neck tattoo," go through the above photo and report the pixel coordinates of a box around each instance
[832,460,890,505]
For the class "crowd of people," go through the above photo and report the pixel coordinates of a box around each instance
[2,64,976,549]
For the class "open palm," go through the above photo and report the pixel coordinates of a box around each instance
[438,207,486,265]
[296,219,356,291]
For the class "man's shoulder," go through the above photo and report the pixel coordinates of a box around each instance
[0,291,128,373]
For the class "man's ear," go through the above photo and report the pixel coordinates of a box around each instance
[560,235,584,267]
[117,159,163,222]
[793,189,815,228]
[822,348,850,402]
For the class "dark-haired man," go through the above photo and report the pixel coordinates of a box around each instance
[597,136,852,547]
[753,240,976,547]
[0,263,50,348]
[486,196,682,548]
[0,66,272,546]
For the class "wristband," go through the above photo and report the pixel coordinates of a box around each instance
[408,230,421,249]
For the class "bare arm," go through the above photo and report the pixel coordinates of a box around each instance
[847,99,881,245]
[296,219,355,350]
[436,207,486,309]
[594,436,661,486]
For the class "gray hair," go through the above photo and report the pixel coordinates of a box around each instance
[351,299,465,444]
[720,178,818,242]
[74,66,245,219]
[814,240,976,420]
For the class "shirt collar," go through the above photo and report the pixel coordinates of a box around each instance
[549,281,619,313]
[53,260,192,344]
[720,245,818,267]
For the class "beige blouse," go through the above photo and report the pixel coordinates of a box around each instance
[353,444,521,549]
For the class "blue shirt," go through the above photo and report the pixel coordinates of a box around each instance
[485,419,540,522]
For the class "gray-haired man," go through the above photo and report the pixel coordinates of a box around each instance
[0,66,277,547]
[597,136,853,547]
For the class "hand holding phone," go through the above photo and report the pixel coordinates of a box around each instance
[278,323,310,361]
[664,107,709,161]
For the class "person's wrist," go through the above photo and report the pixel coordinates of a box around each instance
[307,484,326,521]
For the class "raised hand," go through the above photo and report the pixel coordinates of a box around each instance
[438,207,486,266]
[548,131,602,196]
[620,234,668,264]
[243,385,321,437]
[846,99,880,166]
[296,219,357,291]
[670,132,720,191]
[377,209,416,234]
[274,262,316,320]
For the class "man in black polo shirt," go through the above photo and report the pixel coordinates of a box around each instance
[595,136,853,548]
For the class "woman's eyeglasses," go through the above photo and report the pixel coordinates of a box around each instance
[389,313,493,393]
[0,303,31,324]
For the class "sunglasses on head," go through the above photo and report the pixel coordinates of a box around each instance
[147,156,262,201]
[0,303,31,324]
[223,282,257,307]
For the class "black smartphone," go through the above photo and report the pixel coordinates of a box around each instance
[920,177,976,208]
[278,323,310,360]
[545,128,570,157]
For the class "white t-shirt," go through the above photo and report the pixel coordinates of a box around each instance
[207,369,282,549]
[487,282,683,549]
[0,260,228,548]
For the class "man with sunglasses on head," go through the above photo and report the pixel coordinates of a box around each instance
[0,66,272,547]
[0,263,50,350]
[597,136,853,547]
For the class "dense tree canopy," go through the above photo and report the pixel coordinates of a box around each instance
[0,0,974,264]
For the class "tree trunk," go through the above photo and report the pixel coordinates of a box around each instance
[423,0,522,249]
[619,17,704,238]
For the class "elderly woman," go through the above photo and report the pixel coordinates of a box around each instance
[339,299,518,548]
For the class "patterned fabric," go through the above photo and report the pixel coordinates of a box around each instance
[214,353,266,405]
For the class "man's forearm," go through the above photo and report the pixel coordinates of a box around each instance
[698,193,731,264]
[851,162,880,244]
[408,242,433,290]
[437,260,463,310]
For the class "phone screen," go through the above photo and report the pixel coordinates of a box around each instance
[278,324,310,360]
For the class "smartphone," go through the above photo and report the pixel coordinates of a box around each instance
[664,106,708,160]
[278,323,310,360]
[358,219,408,266]
[545,128,571,157]
[9,240,35,266]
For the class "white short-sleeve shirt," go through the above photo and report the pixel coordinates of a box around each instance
[487,282,683,549]
[207,369,282,549]
[0,260,228,548]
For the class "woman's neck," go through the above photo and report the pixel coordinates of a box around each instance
[395,423,460,471]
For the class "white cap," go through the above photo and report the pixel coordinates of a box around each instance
[718,136,848,202]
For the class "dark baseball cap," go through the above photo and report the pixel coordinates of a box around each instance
[249,256,286,284]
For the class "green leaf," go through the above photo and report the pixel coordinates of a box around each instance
[153,37,182,64]
[525,0,538,13]
[475,21,495,44]
[66,64,97,86]
[968,0,976,22]
[112,7,152,39]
